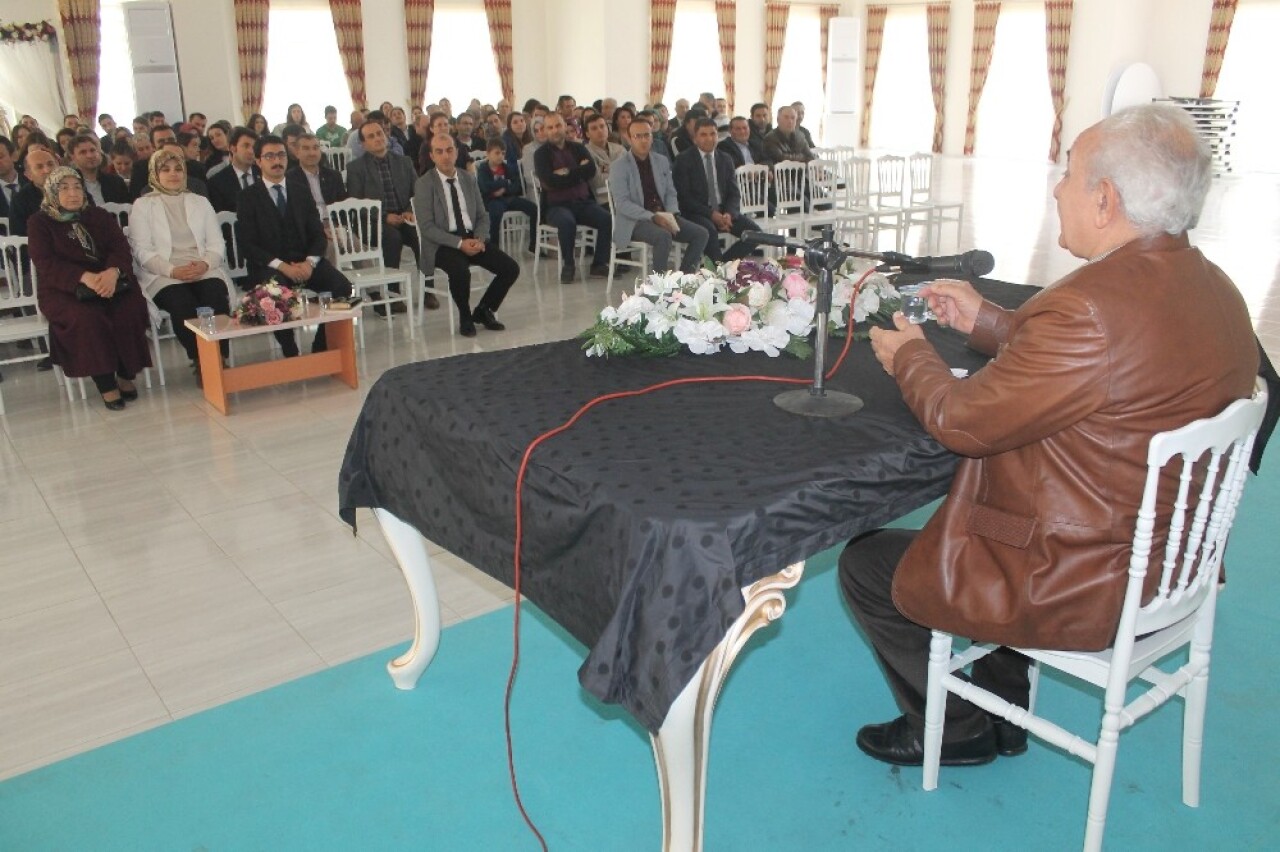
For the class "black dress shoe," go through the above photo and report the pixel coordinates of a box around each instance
[37,356,53,372]
[991,717,1028,756]
[118,386,138,401]
[459,318,477,337]
[855,715,996,767]
[423,292,441,310]
[101,394,126,411]
[472,307,505,331]
[560,266,575,283]
[589,264,610,278]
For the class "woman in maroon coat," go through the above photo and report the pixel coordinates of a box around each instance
[28,166,151,410]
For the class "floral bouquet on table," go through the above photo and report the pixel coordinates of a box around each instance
[581,256,902,359]
[232,279,301,326]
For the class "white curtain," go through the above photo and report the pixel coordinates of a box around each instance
[0,40,70,134]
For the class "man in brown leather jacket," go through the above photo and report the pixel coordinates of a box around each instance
[840,104,1259,768]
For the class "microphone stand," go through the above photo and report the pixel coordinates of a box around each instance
[773,225,866,418]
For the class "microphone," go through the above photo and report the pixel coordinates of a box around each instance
[742,231,808,251]
[894,250,994,278]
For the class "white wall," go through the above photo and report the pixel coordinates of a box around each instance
[0,0,1223,159]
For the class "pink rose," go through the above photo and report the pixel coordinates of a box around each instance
[784,255,804,269]
[259,297,276,311]
[782,271,809,300]
[721,303,752,335]
[265,309,284,325]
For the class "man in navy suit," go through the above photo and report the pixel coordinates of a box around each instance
[674,118,761,264]
[208,128,260,213]
[235,135,352,357]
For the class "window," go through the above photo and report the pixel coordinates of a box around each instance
[422,3,502,109]
[772,6,825,139]
[98,0,137,127]
[973,4,1054,161]
[1214,0,1280,174]
[662,1,722,108]
[261,1,352,130]
[866,7,932,152]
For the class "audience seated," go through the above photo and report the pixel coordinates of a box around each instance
[208,127,260,213]
[533,113,612,282]
[235,135,353,357]
[287,133,346,219]
[718,116,765,169]
[315,106,348,148]
[344,121,419,313]
[454,113,484,155]
[673,118,761,264]
[128,149,233,384]
[476,138,537,253]
[762,106,814,165]
[749,103,772,147]
[27,166,151,410]
[270,104,310,136]
[608,117,707,274]
[584,114,625,205]
[0,136,28,223]
[9,147,57,236]
[108,141,137,193]
[69,134,129,206]
[792,102,816,150]
[130,125,178,200]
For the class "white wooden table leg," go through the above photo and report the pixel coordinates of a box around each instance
[373,508,443,690]
[649,561,805,852]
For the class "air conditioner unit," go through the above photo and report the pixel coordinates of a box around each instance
[125,2,184,121]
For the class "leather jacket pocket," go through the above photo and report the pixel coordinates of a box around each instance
[966,504,1035,549]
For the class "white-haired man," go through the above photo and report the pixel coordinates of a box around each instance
[841,104,1259,768]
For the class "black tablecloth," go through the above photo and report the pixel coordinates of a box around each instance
[339,280,1037,731]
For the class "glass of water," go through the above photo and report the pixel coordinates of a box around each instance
[899,285,935,325]
[318,291,333,313]
[196,306,217,334]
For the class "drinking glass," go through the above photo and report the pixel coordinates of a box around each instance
[318,291,333,313]
[196,306,217,334]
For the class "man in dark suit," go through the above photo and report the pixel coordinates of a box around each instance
[8,147,56,237]
[97,113,117,151]
[717,116,765,169]
[344,121,419,312]
[236,135,353,357]
[287,133,346,213]
[0,135,26,225]
[414,133,520,337]
[674,119,761,264]
[534,113,612,282]
[207,127,260,213]
[69,134,130,206]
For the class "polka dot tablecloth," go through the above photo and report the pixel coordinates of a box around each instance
[340,280,1037,731]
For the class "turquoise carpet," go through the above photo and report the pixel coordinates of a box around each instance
[4,480,1279,850]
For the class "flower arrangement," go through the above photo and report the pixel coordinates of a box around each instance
[581,257,901,359]
[0,21,57,43]
[232,280,301,326]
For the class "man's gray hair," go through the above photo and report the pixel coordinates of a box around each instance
[1086,104,1211,235]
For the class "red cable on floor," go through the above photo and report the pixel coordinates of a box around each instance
[503,269,874,848]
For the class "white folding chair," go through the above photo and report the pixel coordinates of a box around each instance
[327,198,414,347]
[0,236,57,414]
[770,161,809,236]
[805,159,870,245]
[735,165,791,254]
[526,176,597,282]
[603,181,651,290]
[873,155,934,253]
[908,152,964,254]
[468,149,487,164]
[922,384,1268,852]
[325,147,350,183]
[101,202,131,231]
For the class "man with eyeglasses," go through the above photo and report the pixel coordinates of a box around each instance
[235,135,354,357]
[414,133,520,337]
[608,117,707,274]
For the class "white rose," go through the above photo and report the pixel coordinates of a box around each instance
[746,281,772,309]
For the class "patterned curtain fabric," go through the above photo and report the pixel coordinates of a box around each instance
[1199,0,1238,98]
[964,2,1000,155]
[859,5,887,148]
[763,1,790,111]
[1044,0,1073,163]
[714,0,736,113]
[234,0,270,122]
[649,0,677,107]
[818,4,840,96]
[57,0,100,122]
[925,3,950,154]
[405,0,435,110]
[484,0,515,106]
[329,0,367,109]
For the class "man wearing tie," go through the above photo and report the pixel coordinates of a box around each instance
[0,136,26,226]
[413,133,520,337]
[674,118,761,264]
[208,128,260,213]
[235,135,353,357]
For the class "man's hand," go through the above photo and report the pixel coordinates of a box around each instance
[653,211,680,235]
[553,167,570,176]
[869,313,925,377]
[459,238,484,256]
[711,211,732,232]
[921,278,983,335]
[386,212,404,226]
[278,261,311,283]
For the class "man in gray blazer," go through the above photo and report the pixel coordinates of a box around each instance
[608,116,707,273]
[344,121,422,311]
[414,133,520,337]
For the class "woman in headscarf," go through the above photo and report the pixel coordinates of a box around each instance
[27,167,151,410]
[129,149,232,383]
